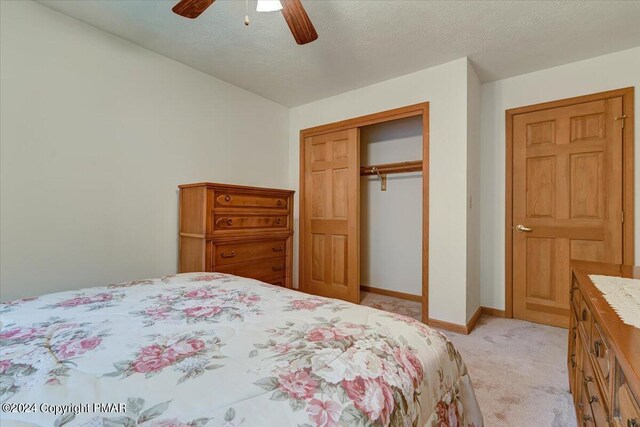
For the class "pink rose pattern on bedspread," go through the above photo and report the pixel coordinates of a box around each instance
[0,273,482,427]
[0,318,110,397]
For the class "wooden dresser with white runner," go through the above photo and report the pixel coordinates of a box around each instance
[569,261,640,427]
[178,183,294,288]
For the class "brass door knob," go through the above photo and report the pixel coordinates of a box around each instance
[514,224,533,232]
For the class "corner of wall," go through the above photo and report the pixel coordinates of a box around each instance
[466,60,482,322]
[287,56,484,326]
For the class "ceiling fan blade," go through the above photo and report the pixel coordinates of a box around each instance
[172,0,215,19]
[281,0,318,45]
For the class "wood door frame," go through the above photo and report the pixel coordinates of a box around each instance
[505,87,635,318]
[299,102,430,323]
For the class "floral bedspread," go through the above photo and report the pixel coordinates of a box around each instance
[0,273,482,427]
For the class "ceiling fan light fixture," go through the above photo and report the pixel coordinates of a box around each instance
[256,0,282,12]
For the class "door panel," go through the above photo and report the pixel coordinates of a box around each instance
[526,237,553,300]
[526,156,556,218]
[570,152,603,219]
[513,97,623,327]
[302,129,360,303]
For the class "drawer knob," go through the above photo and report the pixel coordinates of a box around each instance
[276,200,283,206]
[593,340,603,358]
[581,308,588,321]
[272,265,285,272]
[224,195,231,202]
[583,414,593,423]
[588,396,598,404]
[215,218,234,228]
[584,375,593,384]
[276,218,283,225]
[220,251,236,259]
[570,354,576,368]
[272,246,284,252]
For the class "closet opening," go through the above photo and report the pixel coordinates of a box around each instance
[299,102,429,323]
[359,116,423,321]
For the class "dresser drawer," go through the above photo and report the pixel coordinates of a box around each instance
[212,214,288,233]
[215,257,286,282]
[569,309,582,395]
[214,239,286,266]
[214,191,288,210]
[571,278,582,314]
[591,321,613,398]
[584,357,610,426]
[579,297,592,341]
[581,381,597,426]
[616,378,640,427]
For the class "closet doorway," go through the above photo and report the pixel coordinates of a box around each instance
[299,103,429,323]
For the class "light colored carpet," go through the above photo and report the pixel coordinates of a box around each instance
[360,292,577,427]
[360,291,422,319]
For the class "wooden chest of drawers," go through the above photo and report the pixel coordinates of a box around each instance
[178,183,294,287]
[569,261,640,427]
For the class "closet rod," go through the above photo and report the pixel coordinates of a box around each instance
[360,160,423,176]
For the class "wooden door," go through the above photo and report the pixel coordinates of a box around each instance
[301,129,360,303]
[512,97,624,327]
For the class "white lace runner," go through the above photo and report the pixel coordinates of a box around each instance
[589,275,640,329]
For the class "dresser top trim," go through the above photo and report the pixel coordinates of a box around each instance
[179,182,295,194]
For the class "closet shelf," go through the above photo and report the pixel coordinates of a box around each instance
[360,160,423,176]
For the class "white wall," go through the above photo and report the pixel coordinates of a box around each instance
[289,58,472,325]
[360,116,422,296]
[0,1,289,301]
[5,1,635,324]
[480,47,640,310]
[466,62,482,320]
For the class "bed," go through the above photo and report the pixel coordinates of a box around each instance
[0,273,483,426]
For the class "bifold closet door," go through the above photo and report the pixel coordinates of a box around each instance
[301,128,360,303]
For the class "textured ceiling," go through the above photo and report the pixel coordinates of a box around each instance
[38,0,640,107]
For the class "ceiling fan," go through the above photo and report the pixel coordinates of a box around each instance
[172,0,318,45]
